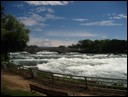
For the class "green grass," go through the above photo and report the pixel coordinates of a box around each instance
[32,70,127,90]
[1,87,42,96]
[37,70,52,78]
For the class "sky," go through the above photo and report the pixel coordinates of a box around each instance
[1,1,127,47]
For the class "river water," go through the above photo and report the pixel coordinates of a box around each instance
[9,51,127,80]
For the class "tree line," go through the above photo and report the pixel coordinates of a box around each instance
[68,39,127,54]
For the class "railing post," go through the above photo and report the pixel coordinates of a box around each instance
[84,77,88,89]
[51,73,54,83]
[29,68,34,78]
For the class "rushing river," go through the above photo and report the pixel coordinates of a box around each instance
[9,51,127,79]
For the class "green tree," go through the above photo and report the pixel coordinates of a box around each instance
[68,39,127,54]
[1,6,5,17]
[78,39,93,52]
[1,15,30,61]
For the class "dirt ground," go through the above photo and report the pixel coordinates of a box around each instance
[1,69,92,96]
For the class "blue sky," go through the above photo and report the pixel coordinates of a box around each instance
[2,1,127,47]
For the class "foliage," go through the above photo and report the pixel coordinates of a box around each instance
[68,39,127,53]
[24,45,40,54]
[1,15,30,52]
[59,45,66,48]
[1,7,30,61]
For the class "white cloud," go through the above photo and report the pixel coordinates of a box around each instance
[21,19,38,26]
[28,30,98,47]
[27,36,75,47]
[28,38,52,47]
[18,12,65,33]
[18,16,28,20]
[51,40,75,47]
[30,27,45,32]
[45,13,65,20]
[19,13,64,26]
[14,4,24,8]
[80,20,122,26]
[73,18,88,22]
[46,31,97,38]
[24,1,73,6]
[30,7,54,13]
[18,13,45,26]
[107,13,127,19]
[118,14,127,19]
[27,22,47,32]
[47,8,55,13]
[30,7,46,13]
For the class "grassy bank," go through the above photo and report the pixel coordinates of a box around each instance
[2,62,127,96]
[1,86,42,96]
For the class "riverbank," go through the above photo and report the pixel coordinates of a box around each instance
[1,69,92,96]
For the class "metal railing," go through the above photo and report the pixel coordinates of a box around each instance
[2,62,127,91]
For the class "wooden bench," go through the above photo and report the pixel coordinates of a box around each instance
[29,84,69,96]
